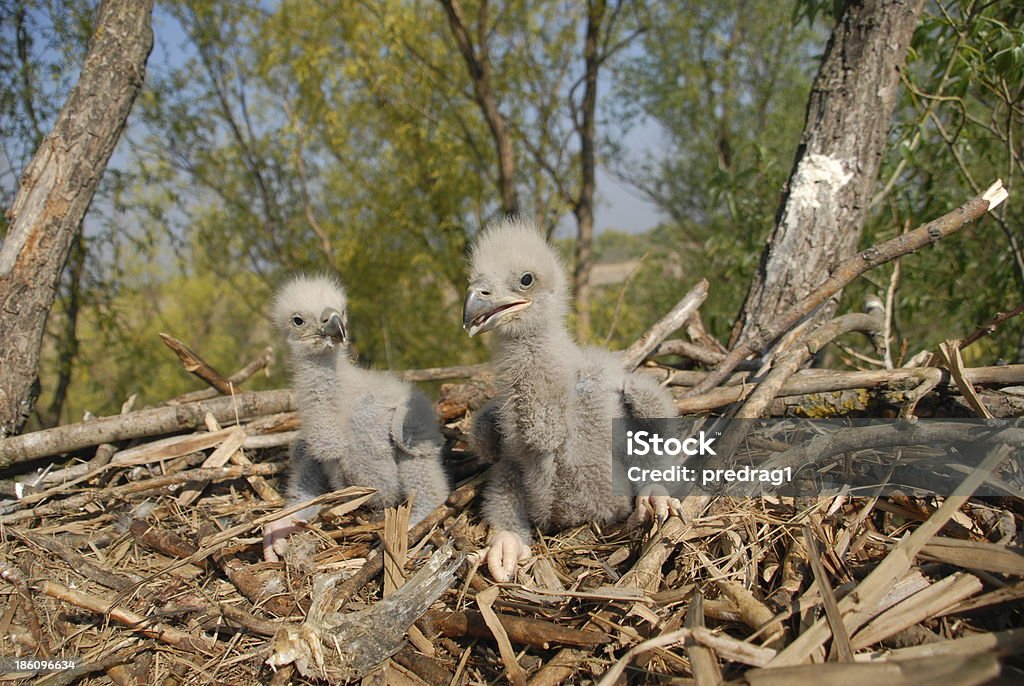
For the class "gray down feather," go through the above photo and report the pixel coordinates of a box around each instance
[464,219,677,544]
[273,274,450,525]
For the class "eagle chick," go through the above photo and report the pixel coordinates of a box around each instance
[463,219,681,581]
[263,275,450,561]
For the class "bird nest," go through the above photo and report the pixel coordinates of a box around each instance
[1,299,1023,685]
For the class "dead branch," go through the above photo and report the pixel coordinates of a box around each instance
[918,537,1024,576]
[11,528,143,590]
[857,628,1024,662]
[399,363,489,383]
[653,339,726,366]
[0,389,295,467]
[850,573,982,650]
[621,279,710,370]
[936,340,992,418]
[688,180,1009,397]
[476,584,529,686]
[759,422,1024,475]
[421,608,609,649]
[802,525,853,662]
[683,595,723,685]
[159,333,235,395]
[34,579,210,652]
[129,519,206,570]
[0,462,283,523]
[960,302,1024,351]
[745,653,999,686]
[737,311,882,419]
[668,363,1024,414]
[166,346,274,405]
[687,310,728,355]
[267,544,466,682]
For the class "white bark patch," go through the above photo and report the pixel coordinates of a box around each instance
[788,154,854,211]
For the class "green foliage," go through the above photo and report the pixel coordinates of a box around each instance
[844,0,1024,363]
[608,0,825,342]
[609,0,1024,363]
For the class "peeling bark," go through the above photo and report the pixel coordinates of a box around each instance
[732,0,926,347]
[0,0,154,437]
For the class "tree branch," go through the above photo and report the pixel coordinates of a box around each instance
[687,181,1008,397]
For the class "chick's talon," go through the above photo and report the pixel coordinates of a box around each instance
[485,530,531,583]
[261,516,306,563]
[632,494,684,525]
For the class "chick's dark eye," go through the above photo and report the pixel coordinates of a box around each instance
[291,315,304,327]
[519,272,535,288]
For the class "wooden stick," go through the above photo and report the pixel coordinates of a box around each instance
[129,519,207,570]
[392,645,454,684]
[382,502,412,597]
[747,653,999,686]
[35,579,209,652]
[203,415,281,504]
[421,609,609,649]
[11,528,144,590]
[759,422,1024,475]
[672,364,1024,414]
[959,302,1024,351]
[854,627,1024,662]
[399,363,489,383]
[476,585,528,686]
[0,389,295,467]
[686,310,728,355]
[700,552,785,648]
[936,340,992,419]
[737,311,882,419]
[166,346,274,405]
[850,573,982,650]
[684,594,723,686]
[159,333,235,395]
[688,180,1008,397]
[0,462,283,523]
[689,625,778,667]
[653,339,726,365]
[330,477,481,604]
[621,279,709,370]
[803,525,854,662]
[767,444,1009,666]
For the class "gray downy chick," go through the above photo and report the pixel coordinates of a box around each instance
[463,219,680,581]
[263,275,450,561]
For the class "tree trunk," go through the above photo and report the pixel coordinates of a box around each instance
[42,230,86,428]
[730,0,925,348]
[438,0,520,217]
[0,0,154,438]
[572,0,605,342]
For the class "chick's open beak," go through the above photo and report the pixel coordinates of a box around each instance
[463,283,531,337]
[321,308,346,343]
